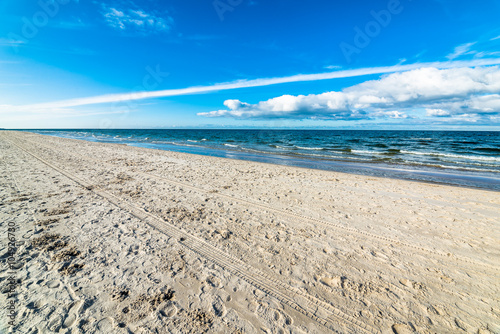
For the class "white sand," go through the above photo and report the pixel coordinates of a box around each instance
[0,131,499,334]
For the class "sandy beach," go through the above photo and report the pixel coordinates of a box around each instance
[0,130,499,333]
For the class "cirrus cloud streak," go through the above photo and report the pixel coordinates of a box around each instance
[6,58,500,113]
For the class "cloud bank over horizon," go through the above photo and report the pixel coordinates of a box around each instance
[199,66,500,124]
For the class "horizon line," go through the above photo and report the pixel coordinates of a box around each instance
[3,127,499,131]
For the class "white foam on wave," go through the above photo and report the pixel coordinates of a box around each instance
[352,150,384,155]
[269,145,290,150]
[409,163,500,175]
[292,151,370,161]
[295,146,324,151]
[400,150,500,162]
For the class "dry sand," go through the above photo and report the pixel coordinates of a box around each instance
[0,130,499,334]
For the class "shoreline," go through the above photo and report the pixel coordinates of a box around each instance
[129,142,500,192]
[1,130,499,333]
[17,130,500,192]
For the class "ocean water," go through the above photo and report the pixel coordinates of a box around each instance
[24,129,500,191]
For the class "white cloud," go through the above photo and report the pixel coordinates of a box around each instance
[199,66,500,121]
[446,42,476,60]
[0,38,26,46]
[433,94,500,114]
[371,110,409,119]
[426,108,451,117]
[102,4,173,33]
[324,65,342,70]
[446,37,500,61]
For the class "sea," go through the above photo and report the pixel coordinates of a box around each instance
[23,129,500,191]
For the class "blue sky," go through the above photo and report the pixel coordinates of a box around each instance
[1,0,500,129]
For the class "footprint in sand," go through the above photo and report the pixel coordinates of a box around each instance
[391,323,413,334]
[283,313,293,325]
[206,275,222,288]
[27,299,46,310]
[399,278,412,288]
[428,304,446,316]
[213,296,227,317]
[97,317,115,331]
[27,327,42,334]
[47,314,63,331]
[247,301,258,313]
[68,300,84,314]
[455,318,473,332]
[319,276,342,288]
[62,313,78,329]
[46,280,60,289]
[62,300,84,329]
[160,304,178,318]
